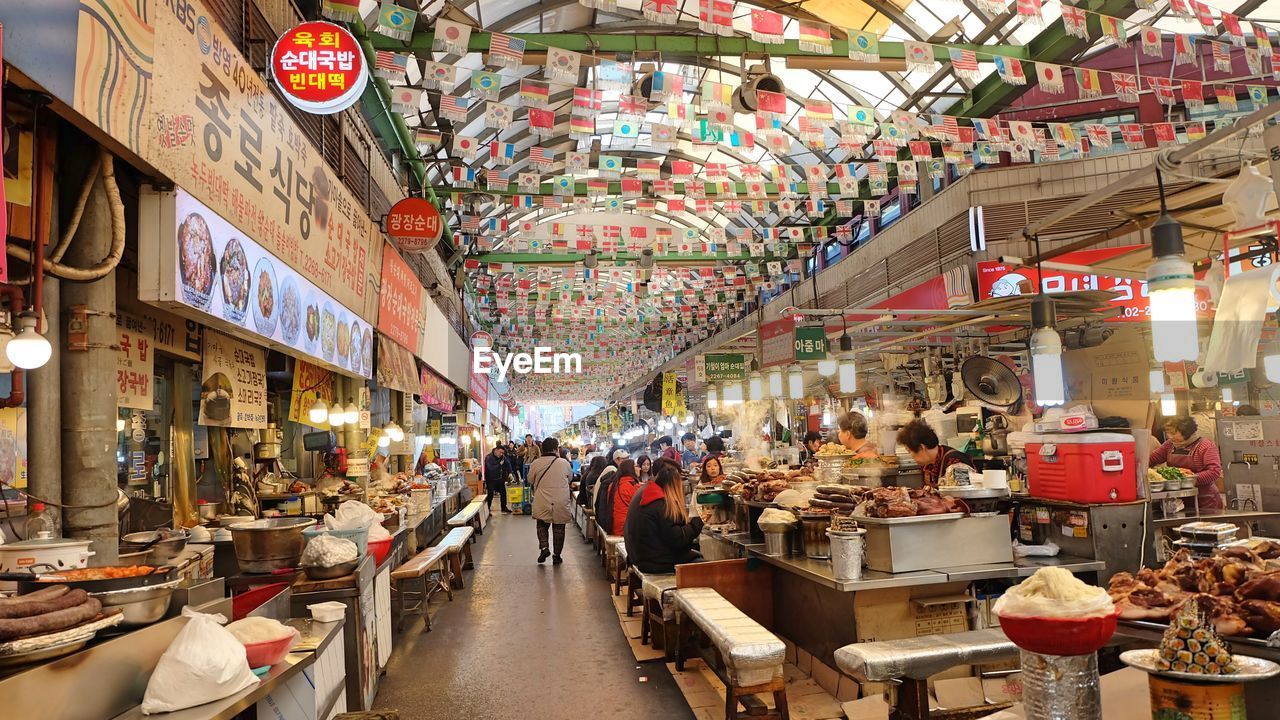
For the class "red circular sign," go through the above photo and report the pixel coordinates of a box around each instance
[386,197,444,253]
[270,21,368,115]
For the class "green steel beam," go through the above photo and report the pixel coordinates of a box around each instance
[947,0,1135,119]
[370,33,1030,62]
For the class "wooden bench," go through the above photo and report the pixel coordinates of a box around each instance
[438,526,476,589]
[612,542,629,596]
[603,534,624,576]
[582,508,596,544]
[673,587,789,720]
[446,500,484,537]
[834,629,1015,720]
[390,543,453,632]
[628,568,678,656]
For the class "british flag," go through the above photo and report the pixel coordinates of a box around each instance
[529,146,554,166]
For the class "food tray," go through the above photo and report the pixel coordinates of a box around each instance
[1120,649,1280,682]
[856,512,966,525]
[1175,521,1240,539]
[841,466,900,478]
[0,612,124,656]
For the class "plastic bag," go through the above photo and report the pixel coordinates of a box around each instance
[324,500,380,531]
[367,523,391,541]
[141,608,259,714]
[1013,540,1061,558]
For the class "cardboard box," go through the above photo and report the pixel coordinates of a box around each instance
[854,584,973,689]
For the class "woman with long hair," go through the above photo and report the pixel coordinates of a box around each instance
[622,461,703,573]
[576,455,608,507]
[636,454,653,483]
[607,459,641,536]
[698,455,726,487]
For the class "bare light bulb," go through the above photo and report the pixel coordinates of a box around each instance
[6,313,51,370]
[308,398,329,425]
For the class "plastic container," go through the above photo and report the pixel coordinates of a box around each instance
[761,528,790,556]
[998,609,1120,656]
[231,582,290,622]
[1025,432,1137,503]
[303,525,369,557]
[243,633,297,668]
[368,537,392,566]
[25,503,55,539]
[307,601,347,623]
[0,537,93,573]
[827,529,866,581]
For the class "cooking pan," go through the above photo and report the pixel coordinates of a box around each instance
[3,564,178,594]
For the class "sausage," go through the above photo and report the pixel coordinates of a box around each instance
[0,585,69,605]
[0,589,88,619]
[0,597,101,641]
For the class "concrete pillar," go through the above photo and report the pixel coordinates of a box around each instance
[60,169,118,565]
[28,276,60,531]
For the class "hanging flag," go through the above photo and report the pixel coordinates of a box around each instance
[1048,123,1077,144]
[1074,67,1102,99]
[391,87,425,114]
[804,100,835,127]
[1169,0,1192,17]
[485,102,514,129]
[635,159,661,180]
[948,48,980,82]
[597,60,632,91]
[1061,6,1088,40]
[432,18,471,54]
[1153,123,1177,147]
[1099,16,1127,47]
[488,34,526,69]
[848,31,879,63]
[865,199,880,218]
[650,122,678,147]
[421,62,454,90]
[472,71,502,100]
[552,176,575,197]
[1185,121,1206,141]
[700,81,733,112]
[320,0,361,22]
[1112,72,1139,102]
[1119,124,1145,149]
[643,0,679,25]
[1249,84,1270,108]
[750,9,785,44]
[698,0,734,36]
[612,117,640,139]
[756,89,787,114]
[566,152,589,173]
[1149,77,1176,105]
[529,147,555,167]
[569,115,594,136]
[798,21,833,54]
[1255,27,1273,51]
[413,129,441,148]
[1174,35,1197,67]
[1181,80,1204,111]
[490,141,517,165]
[1007,121,1035,145]
[520,79,551,108]
[1215,85,1239,112]
[847,105,876,126]
[1212,41,1232,72]
[1036,62,1065,94]
[1016,0,1043,24]
[994,56,1026,85]
[376,2,417,41]
[597,155,623,178]
[517,173,540,193]
[1246,47,1263,75]
[1140,26,1162,57]
[572,88,603,117]
[451,166,476,187]
[904,41,935,73]
[374,51,409,81]
[529,107,557,137]
[546,47,581,84]
[1222,13,1244,46]
[1084,124,1112,148]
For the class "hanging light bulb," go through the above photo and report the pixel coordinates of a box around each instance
[788,365,804,400]
[328,405,345,427]
[1160,393,1178,416]
[722,381,743,405]
[837,332,857,394]
[1029,294,1066,406]
[343,401,360,426]
[116,417,126,433]
[822,404,833,426]
[1266,353,1280,383]
[817,356,838,377]
[6,312,51,370]
[684,412,694,425]
[1149,369,1166,393]
[385,422,405,442]
[748,371,764,402]
[707,383,719,409]
[768,368,783,397]
[1222,387,1234,404]
[423,435,434,446]
[377,432,391,448]
[1147,209,1199,362]
[308,397,329,425]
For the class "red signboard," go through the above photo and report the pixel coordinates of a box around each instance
[419,365,456,413]
[377,244,423,351]
[759,317,796,368]
[470,369,489,411]
[976,245,1212,322]
[269,22,368,115]
[387,197,445,254]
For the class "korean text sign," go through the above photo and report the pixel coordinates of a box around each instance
[269,22,368,115]
[377,243,423,351]
[199,329,267,428]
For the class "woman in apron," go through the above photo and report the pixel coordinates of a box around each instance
[897,419,971,488]
[1149,416,1224,511]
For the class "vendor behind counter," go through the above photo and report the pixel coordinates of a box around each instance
[898,419,970,488]
[1150,415,1224,511]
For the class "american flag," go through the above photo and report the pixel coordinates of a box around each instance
[374,51,408,80]
[948,49,979,81]
[489,33,526,65]
[529,146,554,165]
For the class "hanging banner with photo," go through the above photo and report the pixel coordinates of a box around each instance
[199,329,267,428]
[288,359,334,426]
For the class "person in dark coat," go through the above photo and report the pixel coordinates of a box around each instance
[577,456,608,507]
[483,445,512,514]
[623,461,704,574]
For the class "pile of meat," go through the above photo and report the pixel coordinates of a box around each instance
[853,486,968,518]
[736,478,792,503]
[0,585,103,641]
[1108,540,1280,638]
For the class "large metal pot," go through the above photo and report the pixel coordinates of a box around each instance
[121,530,189,564]
[229,518,314,573]
[92,580,180,628]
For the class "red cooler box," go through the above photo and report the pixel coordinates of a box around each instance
[1026,432,1137,503]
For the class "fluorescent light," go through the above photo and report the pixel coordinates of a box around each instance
[1222,387,1234,404]
[1147,214,1199,362]
[838,355,857,394]
[1160,393,1177,416]
[1029,295,1065,406]
[788,365,804,399]
[817,358,838,377]
[768,369,783,397]
[1149,369,1166,393]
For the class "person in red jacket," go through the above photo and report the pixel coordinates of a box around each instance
[610,458,641,537]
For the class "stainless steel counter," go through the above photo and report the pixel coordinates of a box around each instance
[1153,509,1280,527]
[711,530,1105,592]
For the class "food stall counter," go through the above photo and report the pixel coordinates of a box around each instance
[1153,509,1280,527]
[111,618,343,720]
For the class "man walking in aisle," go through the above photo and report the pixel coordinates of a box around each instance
[484,444,512,514]
[520,434,540,482]
[528,437,574,564]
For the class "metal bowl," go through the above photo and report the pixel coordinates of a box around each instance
[91,580,180,628]
[116,546,151,564]
[121,531,189,564]
[301,560,359,581]
[229,517,315,573]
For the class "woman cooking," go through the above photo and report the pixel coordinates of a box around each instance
[1150,416,1224,511]
[897,419,970,488]
[837,411,880,459]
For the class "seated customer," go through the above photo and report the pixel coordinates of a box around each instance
[609,459,642,537]
[624,461,704,574]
